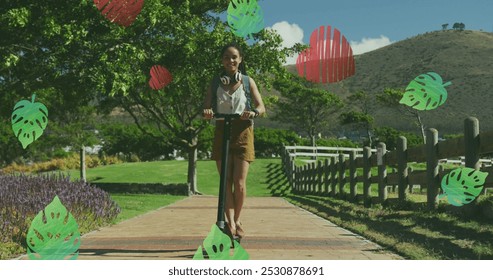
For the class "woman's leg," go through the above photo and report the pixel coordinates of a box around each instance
[232,156,250,236]
[216,156,236,234]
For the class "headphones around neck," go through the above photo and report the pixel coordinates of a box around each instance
[220,71,242,85]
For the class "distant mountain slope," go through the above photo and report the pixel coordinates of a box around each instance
[285,30,493,135]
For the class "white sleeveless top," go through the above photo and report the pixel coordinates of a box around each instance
[216,83,247,115]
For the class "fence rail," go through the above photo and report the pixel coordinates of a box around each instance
[284,145,377,158]
[281,117,493,209]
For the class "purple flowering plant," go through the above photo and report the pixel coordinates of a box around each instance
[0,173,120,249]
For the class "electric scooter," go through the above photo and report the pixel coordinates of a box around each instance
[214,113,241,243]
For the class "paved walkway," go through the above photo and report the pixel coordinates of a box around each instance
[74,196,401,260]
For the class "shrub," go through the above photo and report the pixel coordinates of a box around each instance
[307,137,359,148]
[254,127,301,157]
[373,126,423,150]
[99,123,175,161]
[443,133,463,140]
[0,173,120,252]
[0,153,123,174]
[198,125,214,159]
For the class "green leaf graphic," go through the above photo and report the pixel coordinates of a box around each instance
[227,0,264,38]
[26,195,81,260]
[399,72,451,111]
[439,168,488,207]
[11,94,48,149]
[193,224,249,260]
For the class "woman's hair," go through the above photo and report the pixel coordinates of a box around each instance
[220,42,247,75]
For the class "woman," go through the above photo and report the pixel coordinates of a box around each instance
[203,42,265,240]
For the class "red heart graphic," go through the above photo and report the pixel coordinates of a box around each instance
[296,25,355,83]
[149,65,173,90]
[94,0,144,27]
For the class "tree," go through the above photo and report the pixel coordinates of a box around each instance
[376,88,427,144]
[91,1,293,194]
[339,91,376,146]
[373,126,422,150]
[1,1,296,193]
[0,1,110,164]
[273,74,342,147]
[452,22,465,31]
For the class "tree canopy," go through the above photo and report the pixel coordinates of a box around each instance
[376,88,427,143]
[339,91,376,147]
[1,0,297,192]
[273,74,342,146]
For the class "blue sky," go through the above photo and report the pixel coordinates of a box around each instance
[254,0,493,63]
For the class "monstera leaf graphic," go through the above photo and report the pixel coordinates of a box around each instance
[26,196,81,260]
[399,72,452,110]
[149,65,173,90]
[94,0,144,27]
[193,224,249,260]
[439,168,488,207]
[11,94,48,149]
[296,26,355,83]
[227,0,264,38]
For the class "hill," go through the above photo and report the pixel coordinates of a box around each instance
[284,30,493,136]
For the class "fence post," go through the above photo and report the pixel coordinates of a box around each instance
[330,157,338,196]
[288,153,293,184]
[363,146,372,207]
[426,128,439,209]
[281,145,287,174]
[397,136,409,201]
[302,164,308,194]
[392,168,397,192]
[338,153,346,196]
[324,158,330,195]
[310,161,316,194]
[305,163,310,194]
[298,165,303,194]
[293,166,298,193]
[464,117,480,170]
[304,164,309,194]
[285,146,291,177]
[377,142,387,202]
[317,160,323,195]
[349,151,357,200]
[465,117,483,197]
[306,164,310,194]
[290,160,296,191]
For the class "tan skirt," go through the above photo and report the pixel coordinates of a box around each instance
[211,119,255,162]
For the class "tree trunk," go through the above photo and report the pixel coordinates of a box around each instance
[309,132,317,161]
[80,145,86,182]
[187,146,198,195]
[366,124,373,147]
[416,113,426,144]
[187,135,200,195]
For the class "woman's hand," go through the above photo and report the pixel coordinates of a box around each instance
[203,108,214,120]
[241,111,255,120]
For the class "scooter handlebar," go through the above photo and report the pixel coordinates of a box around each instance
[213,113,242,119]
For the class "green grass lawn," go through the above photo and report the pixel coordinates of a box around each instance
[63,158,285,197]
[110,194,187,223]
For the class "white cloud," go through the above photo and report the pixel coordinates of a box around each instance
[350,35,394,55]
[267,21,304,65]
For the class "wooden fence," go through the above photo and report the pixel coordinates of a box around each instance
[283,145,377,160]
[281,117,493,209]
